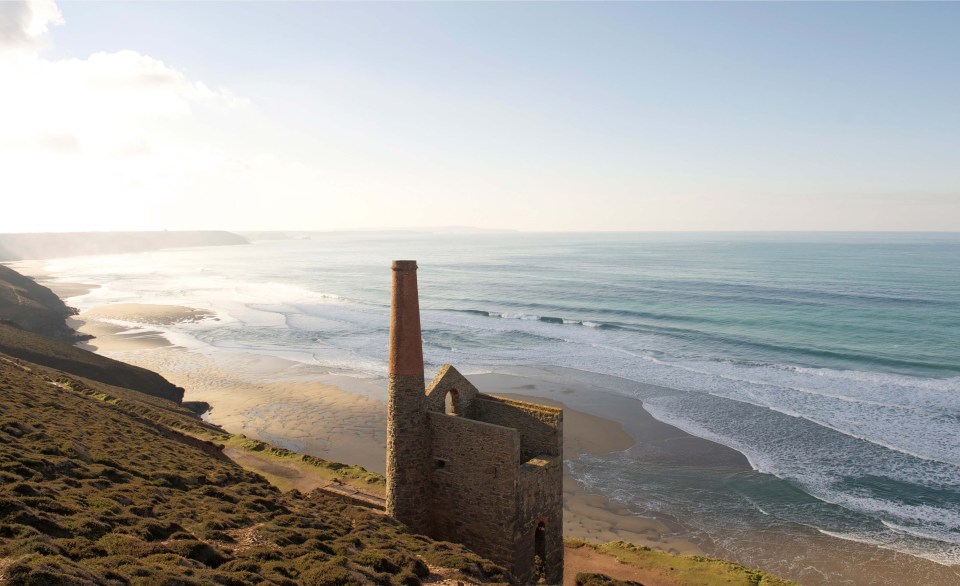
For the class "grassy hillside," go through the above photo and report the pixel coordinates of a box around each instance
[0,354,508,585]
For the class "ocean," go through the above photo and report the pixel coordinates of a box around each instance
[31,232,960,579]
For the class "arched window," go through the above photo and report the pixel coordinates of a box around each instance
[444,388,459,416]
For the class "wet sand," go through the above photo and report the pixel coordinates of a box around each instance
[44,281,99,299]
[81,303,214,326]
[104,344,390,474]
[70,303,215,352]
[493,389,707,555]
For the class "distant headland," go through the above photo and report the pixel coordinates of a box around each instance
[0,231,248,262]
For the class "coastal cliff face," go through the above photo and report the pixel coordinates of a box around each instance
[0,323,185,404]
[0,265,79,341]
[0,265,185,403]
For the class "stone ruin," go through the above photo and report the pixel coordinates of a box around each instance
[385,260,563,585]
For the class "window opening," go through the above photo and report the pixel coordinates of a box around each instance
[533,521,546,583]
[444,389,459,415]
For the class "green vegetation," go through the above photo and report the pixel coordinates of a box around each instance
[0,355,508,585]
[566,539,797,586]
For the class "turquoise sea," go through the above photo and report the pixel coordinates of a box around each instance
[35,232,960,581]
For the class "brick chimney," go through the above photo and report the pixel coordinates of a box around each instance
[388,260,424,378]
[385,260,429,531]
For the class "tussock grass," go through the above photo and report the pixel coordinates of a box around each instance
[0,355,507,585]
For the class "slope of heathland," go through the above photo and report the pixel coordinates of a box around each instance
[0,354,509,585]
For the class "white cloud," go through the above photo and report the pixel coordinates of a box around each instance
[1,49,245,154]
[0,0,62,50]
[0,0,318,233]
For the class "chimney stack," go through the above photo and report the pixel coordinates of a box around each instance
[388,260,424,377]
[385,260,429,531]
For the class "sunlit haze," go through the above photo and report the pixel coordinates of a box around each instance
[1,0,958,233]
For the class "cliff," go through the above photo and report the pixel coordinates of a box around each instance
[0,265,185,403]
[0,265,79,341]
[0,323,184,404]
[0,231,247,262]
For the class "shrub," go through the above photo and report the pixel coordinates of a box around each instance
[163,539,232,568]
[62,516,111,540]
[353,550,401,574]
[394,569,422,586]
[299,559,357,586]
[4,554,100,586]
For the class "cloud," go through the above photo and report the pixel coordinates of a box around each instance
[0,0,319,233]
[0,0,62,51]
[23,132,81,154]
[1,49,246,154]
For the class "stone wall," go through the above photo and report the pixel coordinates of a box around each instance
[474,395,562,461]
[386,260,563,584]
[428,411,520,568]
[513,456,564,585]
[386,373,431,533]
[387,352,564,583]
[424,364,481,416]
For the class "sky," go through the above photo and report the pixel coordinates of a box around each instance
[1,0,958,233]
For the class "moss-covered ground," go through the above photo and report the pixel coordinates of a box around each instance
[0,354,508,585]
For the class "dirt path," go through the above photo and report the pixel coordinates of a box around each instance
[0,556,13,584]
[223,447,385,509]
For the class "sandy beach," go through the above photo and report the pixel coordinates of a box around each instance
[59,298,710,555]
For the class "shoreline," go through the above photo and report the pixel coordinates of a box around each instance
[49,291,714,556]
[23,274,960,585]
